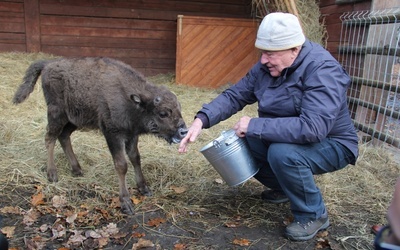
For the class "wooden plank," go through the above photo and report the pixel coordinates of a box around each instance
[24,0,40,52]
[0,15,24,23]
[0,2,23,12]
[40,0,249,17]
[40,26,176,40]
[0,43,25,52]
[0,21,24,32]
[41,35,176,50]
[0,32,25,43]
[41,16,176,31]
[180,15,257,27]
[42,46,175,60]
[181,26,250,84]
[176,15,259,88]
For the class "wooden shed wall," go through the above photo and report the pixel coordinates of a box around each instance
[0,0,251,76]
[176,15,259,88]
[319,0,372,58]
[0,0,375,77]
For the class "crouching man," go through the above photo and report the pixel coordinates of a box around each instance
[178,12,358,241]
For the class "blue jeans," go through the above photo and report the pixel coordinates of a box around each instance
[246,137,356,223]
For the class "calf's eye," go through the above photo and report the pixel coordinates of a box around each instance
[159,111,168,118]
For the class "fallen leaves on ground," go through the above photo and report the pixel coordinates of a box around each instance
[132,238,154,250]
[147,217,166,227]
[0,185,136,249]
[170,185,187,194]
[232,238,251,246]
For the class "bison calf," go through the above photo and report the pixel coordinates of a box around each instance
[13,57,187,214]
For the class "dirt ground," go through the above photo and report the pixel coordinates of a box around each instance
[0,180,373,250]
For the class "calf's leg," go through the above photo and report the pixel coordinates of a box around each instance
[58,123,83,177]
[104,134,135,214]
[125,136,152,196]
[45,105,69,182]
[45,134,58,182]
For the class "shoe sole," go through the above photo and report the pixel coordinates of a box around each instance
[285,218,330,241]
[262,197,289,204]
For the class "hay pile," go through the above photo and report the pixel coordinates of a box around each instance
[0,52,399,248]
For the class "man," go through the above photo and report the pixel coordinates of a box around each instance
[178,12,358,241]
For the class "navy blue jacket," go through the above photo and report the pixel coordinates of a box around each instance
[199,40,358,162]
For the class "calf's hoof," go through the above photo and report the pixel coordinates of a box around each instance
[72,168,83,177]
[138,185,152,197]
[120,197,135,215]
[47,169,58,182]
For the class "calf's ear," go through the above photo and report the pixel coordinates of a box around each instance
[130,94,141,104]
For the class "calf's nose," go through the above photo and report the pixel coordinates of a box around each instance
[178,127,188,138]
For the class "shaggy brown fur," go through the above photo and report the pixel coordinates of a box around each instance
[12,57,187,214]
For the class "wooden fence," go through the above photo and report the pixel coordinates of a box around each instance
[0,0,251,76]
[175,15,259,88]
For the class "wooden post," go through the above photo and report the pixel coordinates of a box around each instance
[24,0,41,52]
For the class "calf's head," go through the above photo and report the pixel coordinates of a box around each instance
[132,86,187,143]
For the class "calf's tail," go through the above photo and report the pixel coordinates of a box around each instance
[12,60,47,104]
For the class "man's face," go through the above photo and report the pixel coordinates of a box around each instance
[260,49,298,77]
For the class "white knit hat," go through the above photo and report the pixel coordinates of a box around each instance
[255,12,305,51]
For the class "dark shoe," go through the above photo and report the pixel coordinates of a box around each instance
[261,189,289,204]
[285,213,330,241]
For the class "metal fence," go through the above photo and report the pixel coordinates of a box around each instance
[339,7,400,148]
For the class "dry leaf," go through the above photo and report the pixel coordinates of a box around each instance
[174,243,186,250]
[52,195,67,208]
[22,208,41,226]
[98,237,109,248]
[111,231,129,239]
[232,238,251,246]
[39,224,50,233]
[170,185,187,194]
[110,197,120,208]
[85,230,102,239]
[66,213,78,224]
[51,223,66,239]
[132,238,154,250]
[147,217,166,227]
[103,223,119,235]
[1,226,15,238]
[95,207,110,220]
[282,215,294,226]
[0,206,21,214]
[316,230,329,238]
[215,178,224,184]
[225,221,240,228]
[315,238,331,249]
[131,196,145,205]
[67,230,86,245]
[31,192,45,206]
[132,232,145,238]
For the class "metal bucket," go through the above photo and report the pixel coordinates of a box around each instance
[200,129,259,186]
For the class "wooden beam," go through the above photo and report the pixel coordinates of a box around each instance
[24,0,40,52]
